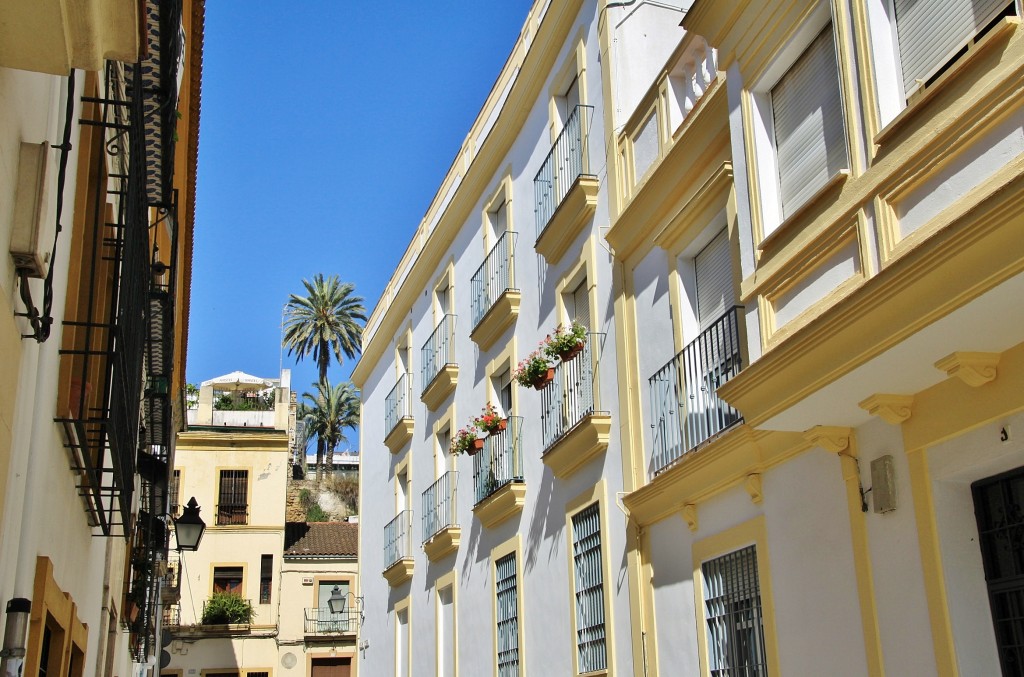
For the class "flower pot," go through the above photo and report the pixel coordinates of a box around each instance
[531,368,556,390]
[557,342,585,362]
[468,438,485,456]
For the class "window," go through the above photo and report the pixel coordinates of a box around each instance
[701,545,768,676]
[571,504,607,673]
[771,24,846,219]
[317,580,351,633]
[169,469,181,516]
[310,659,351,677]
[494,368,513,418]
[496,552,520,677]
[438,583,455,677]
[217,470,248,525]
[259,555,272,604]
[568,279,591,329]
[212,566,243,595]
[488,198,509,240]
[894,0,1014,97]
[397,606,410,677]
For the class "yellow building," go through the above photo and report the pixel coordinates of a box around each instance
[0,1,203,675]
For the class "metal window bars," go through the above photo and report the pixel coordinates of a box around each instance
[422,471,459,543]
[534,104,594,239]
[471,230,517,328]
[217,470,249,525]
[385,373,414,438]
[383,510,414,571]
[421,314,457,392]
[496,552,520,677]
[702,545,768,677]
[303,606,360,635]
[474,416,524,505]
[648,306,743,476]
[572,504,608,673]
[541,332,604,452]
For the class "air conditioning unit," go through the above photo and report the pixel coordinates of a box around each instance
[10,141,55,278]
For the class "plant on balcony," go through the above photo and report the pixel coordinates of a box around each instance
[451,426,484,456]
[544,320,587,362]
[201,592,254,625]
[474,403,507,436]
[514,349,555,390]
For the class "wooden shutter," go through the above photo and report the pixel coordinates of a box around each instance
[695,230,736,331]
[772,24,847,218]
[895,0,1010,94]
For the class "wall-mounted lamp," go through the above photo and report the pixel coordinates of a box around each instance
[173,497,206,551]
[327,586,365,626]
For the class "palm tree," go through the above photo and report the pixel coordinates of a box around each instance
[283,274,367,386]
[302,380,360,481]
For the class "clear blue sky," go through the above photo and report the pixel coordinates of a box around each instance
[187,2,535,418]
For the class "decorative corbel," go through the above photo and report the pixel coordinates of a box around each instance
[934,351,999,387]
[745,473,763,504]
[804,426,853,454]
[858,394,914,424]
[682,504,698,532]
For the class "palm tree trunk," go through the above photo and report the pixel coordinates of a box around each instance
[315,437,325,483]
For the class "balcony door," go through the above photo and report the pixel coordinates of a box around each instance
[310,658,351,677]
[317,580,350,633]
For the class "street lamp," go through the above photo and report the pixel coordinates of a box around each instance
[327,586,347,614]
[173,497,206,551]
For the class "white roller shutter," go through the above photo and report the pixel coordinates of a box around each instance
[895,0,1010,95]
[695,229,736,331]
[772,24,847,218]
[572,279,591,329]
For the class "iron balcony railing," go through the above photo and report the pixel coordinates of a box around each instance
[649,306,744,475]
[471,230,517,328]
[304,607,359,635]
[385,373,414,437]
[541,333,604,452]
[422,471,458,543]
[474,416,524,505]
[384,509,414,571]
[163,605,180,627]
[421,314,457,392]
[534,104,595,239]
[216,504,248,526]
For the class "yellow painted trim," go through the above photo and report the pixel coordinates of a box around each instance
[394,594,412,677]
[491,534,524,677]
[830,0,863,178]
[395,453,411,514]
[177,431,290,450]
[905,448,959,677]
[314,575,356,610]
[598,0,624,221]
[434,404,458,475]
[25,557,88,677]
[848,0,881,160]
[485,336,519,416]
[432,260,456,321]
[564,480,615,677]
[435,570,459,677]
[739,88,766,251]
[482,173,514,251]
[692,516,780,677]
[470,290,521,352]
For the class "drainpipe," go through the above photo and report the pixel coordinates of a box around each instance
[0,598,31,677]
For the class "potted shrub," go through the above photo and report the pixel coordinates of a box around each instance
[474,403,507,436]
[545,320,588,362]
[514,350,555,390]
[201,592,255,626]
[451,426,484,456]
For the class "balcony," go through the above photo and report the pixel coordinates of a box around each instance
[304,607,359,637]
[421,314,459,410]
[470,231,519,351]
[384,373,414,453]
[540,333,612,479]
[422,471,460,561]
[534,105,598,265]
[649,306,744,476]
[473,416,525,528]
[215,504,248,526]
[383,510,414,587]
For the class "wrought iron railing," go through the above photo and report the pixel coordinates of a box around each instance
[474,416,524,505]
[422,471,458,543]
[304,607,360,635]
[649,307,744,475]
[385,373,413,437]
[541,333,604,452]
[534,105,594,239]
[216,504,248,526]
[471,231,517,328]
[421,314,457,392]
[384,510,414,570]
[163,605,180,627]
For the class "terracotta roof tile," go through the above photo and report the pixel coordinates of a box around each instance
[284,522,358,557]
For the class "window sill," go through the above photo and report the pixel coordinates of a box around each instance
[757,170,849,253]
[874,16,1019,148]
[421,364,458,411]
[384,417,414,454]
[542,413,611,479]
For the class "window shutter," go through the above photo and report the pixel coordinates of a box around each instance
[772,24,847,218]
[572,280,591,329]
[895,0,1009,94]
[695,230,735,332]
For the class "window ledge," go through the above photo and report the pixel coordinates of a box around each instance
[421,364,458,411]
[382,558,415,588]
[757,170,849,252]
[535,175,599,265]
[874,16,1020,148]
[473,481,526,529]
[542,413,611,479]
[470,289,521,352]
[423,525,461,561]
[384,417,414,454]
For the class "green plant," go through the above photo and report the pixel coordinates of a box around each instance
[474,403,505,434]
[450,426,480,455]
[513,349,554,387]
[307,503,329,522]
[298,488,316,511]
[201,592,254,625]
[544,320,588,358]
[327,474,359,513]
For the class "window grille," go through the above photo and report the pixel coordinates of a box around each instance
[217,470,248,525]
[572,504,607,673]
[496,553,519,677]
[702,545,768,676]
[259,554,272,604]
